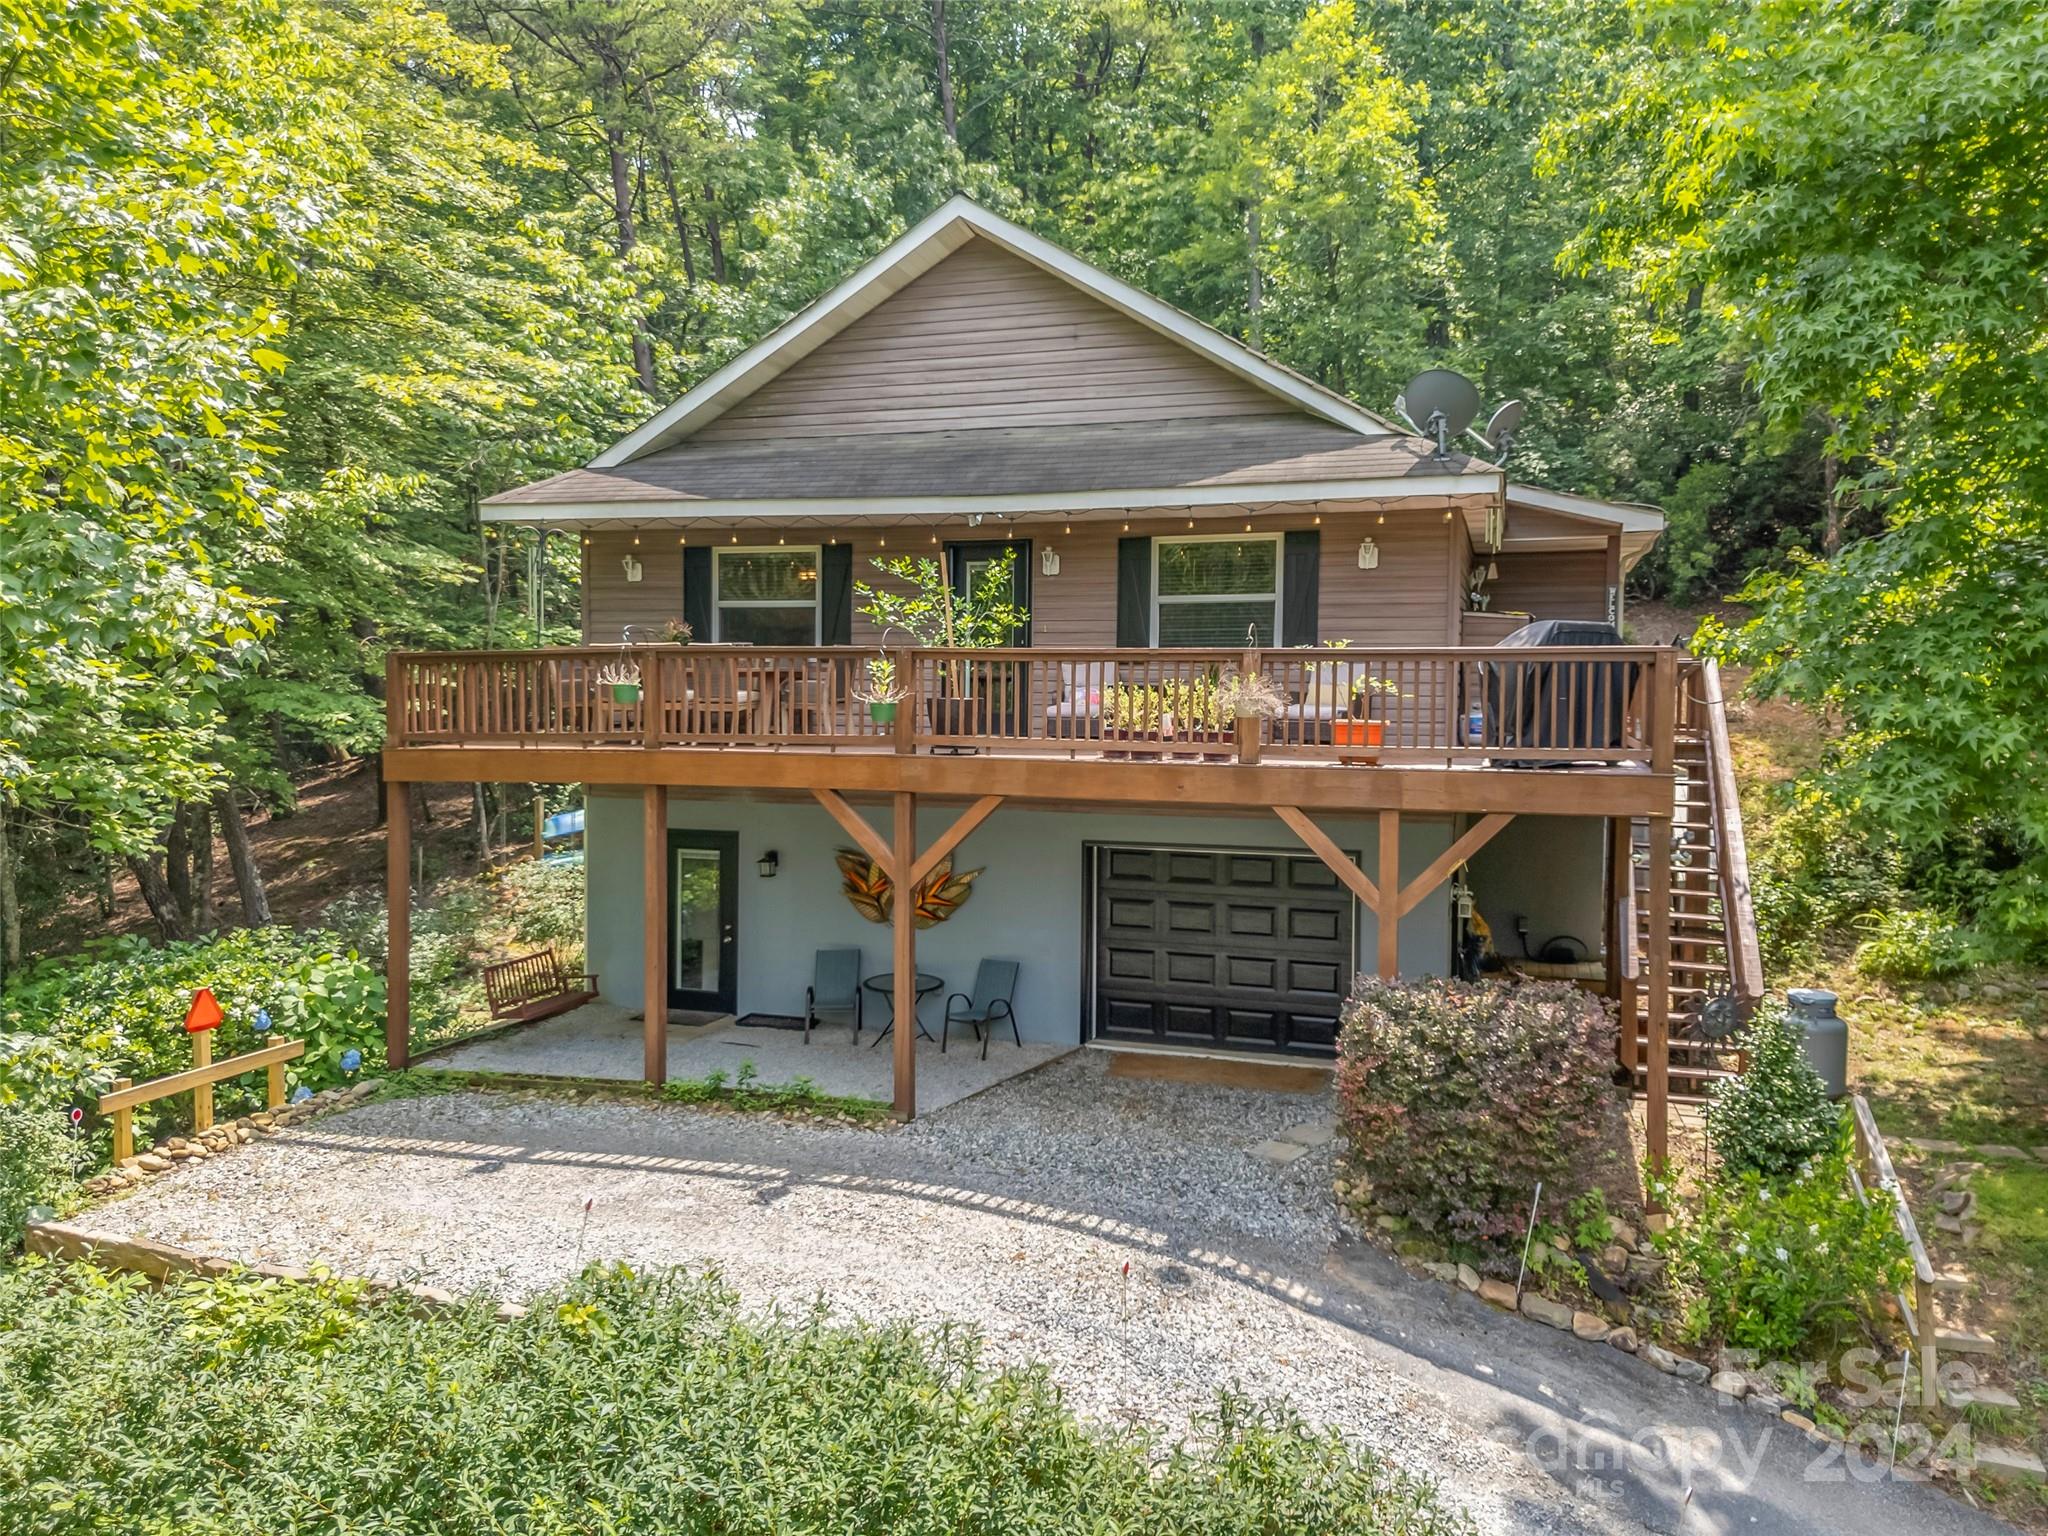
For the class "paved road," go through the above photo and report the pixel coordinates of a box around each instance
[72,1057,2014,1536]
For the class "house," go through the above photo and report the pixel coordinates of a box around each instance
[381,197,1759,1162]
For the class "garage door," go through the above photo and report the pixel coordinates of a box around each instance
[1090,845,1353,1055]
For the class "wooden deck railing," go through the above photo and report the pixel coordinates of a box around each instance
[388,644,1680,766]
[1690,658,1766,1009]
[1848,1093,1942,1408]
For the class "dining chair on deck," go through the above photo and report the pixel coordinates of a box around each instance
[805,947,863,1044]
[942,960,1021,1059]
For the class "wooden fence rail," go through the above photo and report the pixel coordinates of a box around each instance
[389,644,1676,766]
[1847,1092,1941,1408]
[99,1037,306,1162]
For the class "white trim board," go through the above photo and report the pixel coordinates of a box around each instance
[481,474,1497,525]
[590,196,1402,469]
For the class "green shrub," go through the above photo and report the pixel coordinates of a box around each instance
[0,1101,74,1249]
[0,1261,1469,1535]
[496,857,584,952]
[1705,1003,1840,1182]
[1654,1129,1909,1359]
[0,928,384,1158]
[1748,789,1902,970]
[1336,979,1617,1250]
[1852,907,1980,981]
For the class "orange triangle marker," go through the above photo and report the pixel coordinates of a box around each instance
[184,987,225,1034]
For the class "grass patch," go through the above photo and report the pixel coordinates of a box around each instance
[0,1260,1467,1534]
[663,1063,890,1124]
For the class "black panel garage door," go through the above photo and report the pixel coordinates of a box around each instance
[1090,845,1353,1056]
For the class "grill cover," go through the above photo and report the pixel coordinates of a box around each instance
[1481,619,1636,762]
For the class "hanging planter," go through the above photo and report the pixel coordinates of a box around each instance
[599,659,642,706]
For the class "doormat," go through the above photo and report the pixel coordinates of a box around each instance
[1105,1051,1332,1094]
[734,1013,807,1032]
[667,1009,729,1028]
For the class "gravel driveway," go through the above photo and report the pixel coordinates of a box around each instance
[70,1054,2011,1536]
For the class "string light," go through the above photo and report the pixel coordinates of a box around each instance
[632,534,640,545]
[1313,514,1322,525]
[1377,512,1386,525]
[1121,522,1130,532]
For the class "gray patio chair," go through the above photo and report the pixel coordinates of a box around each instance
[942,960,1021,1060]
[805,948,863,1044]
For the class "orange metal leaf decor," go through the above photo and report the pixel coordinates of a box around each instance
[834,848,981,929]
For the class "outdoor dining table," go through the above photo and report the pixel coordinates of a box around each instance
[863,971,943,1046]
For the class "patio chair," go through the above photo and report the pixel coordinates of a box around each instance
[942,960,1021,1060]
[1043,661,1117,739]
[805,947,863,1044]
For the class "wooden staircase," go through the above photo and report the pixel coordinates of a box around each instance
[1624,658,1763,1102]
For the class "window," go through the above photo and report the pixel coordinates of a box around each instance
[1153,534,1281,646]
[714,547,819,644]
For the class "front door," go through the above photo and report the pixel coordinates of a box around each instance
[668,831,738,1014]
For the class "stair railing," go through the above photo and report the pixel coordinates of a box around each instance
[1695,658,1765,1013]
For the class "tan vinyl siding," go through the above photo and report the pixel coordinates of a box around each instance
[582,507,1469,648]
[581,535,685,643]
[694,242,1291,443]
[1485,550,1609,623]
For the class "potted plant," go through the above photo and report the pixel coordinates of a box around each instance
[599,659,642,705]
[662,617,694,645]
[1333,676,1404,764]
[1103,682,1168,760]
[1159,675,1232,761]
[1218,671,1287,766]
[855,551,1029,746]
[853,653,909,726]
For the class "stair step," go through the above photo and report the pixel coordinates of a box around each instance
[1935,1328,1999,1356]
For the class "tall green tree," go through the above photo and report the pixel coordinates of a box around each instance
[1561,0,2048,935]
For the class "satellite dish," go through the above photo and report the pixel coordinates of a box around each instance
[1477,400,1524,453]
[1399,369,1482,455]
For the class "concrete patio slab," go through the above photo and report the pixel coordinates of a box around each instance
[425,1000,1071,1113]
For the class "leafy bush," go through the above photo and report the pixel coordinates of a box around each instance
[1336,979,1617,1249]
[1705,1003,1840,1182]
[1748,790,1902,971]
[0,928,383,1157]
[1654,1130,1909,1359]
[496,857,584,952]
[0,1261,1469,1535]
[1852,907,1980,981]
[0,1101,74,1249]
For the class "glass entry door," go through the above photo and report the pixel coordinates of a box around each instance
[668,831,738,1014]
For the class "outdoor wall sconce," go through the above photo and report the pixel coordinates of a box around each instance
[1040,548,1061,576]
[757,850,779,878]
[620,555,643,583]
[1356,538,1379,570]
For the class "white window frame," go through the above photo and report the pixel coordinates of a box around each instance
[1151,531,1284,647]
[712,545,822,643]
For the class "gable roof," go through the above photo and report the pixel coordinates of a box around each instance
[588,196,1397,471]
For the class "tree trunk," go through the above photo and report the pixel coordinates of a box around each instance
[656,143,698,285]
[1821,417,1847,557]
[127,852,191,942]
[703,181,726,282]
[473,782,492,868]
[605,120,658,394]
[214,788,273,925]
[97,853,115,921]
[931,0,957,140]
[1246,203,1262,350]
[191,801,217,932]
[164,808,193,930]
[0,803,20,981]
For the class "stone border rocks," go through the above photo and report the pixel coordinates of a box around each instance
[76,1080,384,1201]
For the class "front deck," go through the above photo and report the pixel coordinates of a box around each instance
[381,643,1693,1159]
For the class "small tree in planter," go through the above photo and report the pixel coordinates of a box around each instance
[1218,671,1287,764]
[852,653,910,728]
[855,552,1028,740]
[1332,676,1404,763]
[1336,978,1617,1257]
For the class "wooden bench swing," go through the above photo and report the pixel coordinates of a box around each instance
[482,945,599,1025]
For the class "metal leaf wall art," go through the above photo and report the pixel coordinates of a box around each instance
[834,849,981,928]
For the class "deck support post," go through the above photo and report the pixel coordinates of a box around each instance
[643,784,668,1087]
[892,791,916,1122]
[386,782,411,1070]
[1377,810,1401,979]
[1645,813,1672,1172]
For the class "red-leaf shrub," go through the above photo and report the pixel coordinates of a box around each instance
[1336,979,1618,1251]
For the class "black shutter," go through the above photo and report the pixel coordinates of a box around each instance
[1116,536,1152,647]
[1281,529,1320,647]
[682,546,712,641]
[819,542,853,645]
